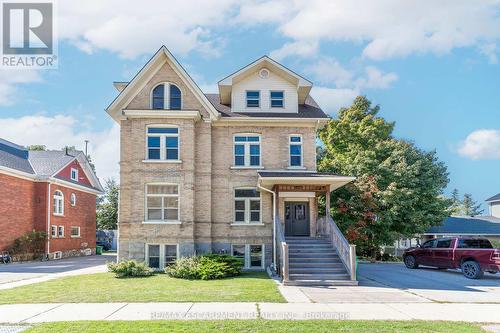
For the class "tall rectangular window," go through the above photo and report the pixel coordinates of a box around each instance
[234,135,260,167]
[246,91,260,108]
[234,188,260,224]
[147,244,160,269]
[164,245,177,266]
[145,184,179,222]
[231,244,264,269]
[70,168,78,181]
[147,127,179,161]
[58,226,64,238]
[51,225,57,238]
[289,135,302,167]
[270,91,284,108]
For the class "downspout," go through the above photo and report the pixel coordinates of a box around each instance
[257,182,277,270]
[47,182,51,256]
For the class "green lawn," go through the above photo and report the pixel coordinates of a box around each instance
[0,272,284,303]
[23,320,485,333]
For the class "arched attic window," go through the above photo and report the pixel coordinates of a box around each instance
[151,83,182,110]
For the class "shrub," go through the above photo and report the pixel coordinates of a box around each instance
[108,260,154,278]
[166,254,243,280]
[9,230,46,261]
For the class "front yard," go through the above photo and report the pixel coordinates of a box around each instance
[0,271,284,303]
[21,320,486,333]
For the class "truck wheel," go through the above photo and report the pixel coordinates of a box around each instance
[404,255,419,269]
[461,260,484,279]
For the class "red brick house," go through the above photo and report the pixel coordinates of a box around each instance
[0,138,103,259]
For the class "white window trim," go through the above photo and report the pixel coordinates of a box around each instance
[233,134,262,168]
[145,243,179,270]
[70,168,78,181]
[270,90,285,108]
[233,187,262,224]
[245,90,260,108]
[58,226,64,238]
[70,226,80,238]
[231,244,265,269]
[288,134,304,168]
[51,225,57,238]
[53,190,64,216]
[145,124,181,162]
[144,183,180,223]
[70,193,76,206]
[150,82,183,110]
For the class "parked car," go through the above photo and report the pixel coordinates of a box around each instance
[96,240,111,251]
[403,237,500,279]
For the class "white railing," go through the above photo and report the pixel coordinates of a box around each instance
[317,215,357,281]
[274,216,289,282]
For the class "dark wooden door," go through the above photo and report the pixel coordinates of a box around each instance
[285,202,310,236]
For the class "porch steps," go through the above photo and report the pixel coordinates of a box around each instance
[285,236,358,286]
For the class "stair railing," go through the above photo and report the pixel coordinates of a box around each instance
[274,215,289,282]
[317,215,357,281]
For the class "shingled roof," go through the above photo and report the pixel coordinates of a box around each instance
[425,216,500,235]
[0,138,102,192]
[486,193,500,202]
[204,94,329,119]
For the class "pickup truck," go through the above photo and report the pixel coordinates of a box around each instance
[403,237,500,279]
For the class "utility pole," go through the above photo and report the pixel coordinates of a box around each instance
[84,140,89,157]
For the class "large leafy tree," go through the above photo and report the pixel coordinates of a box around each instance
[318,96,450,257]
[97,178,119,230]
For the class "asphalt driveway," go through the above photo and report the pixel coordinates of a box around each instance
[298,262,500,304]
[0,254,115,287]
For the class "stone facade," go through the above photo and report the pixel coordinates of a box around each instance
[117,60,321,269]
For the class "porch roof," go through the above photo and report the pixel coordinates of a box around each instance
[257,171,355,192]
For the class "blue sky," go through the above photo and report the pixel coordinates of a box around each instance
[0,0,499,209]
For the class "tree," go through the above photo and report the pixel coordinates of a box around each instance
[318,96,451,258]
[27,145,46,151]
[96,178,119,230]
[449,189,462,215]
[462,193,484,216]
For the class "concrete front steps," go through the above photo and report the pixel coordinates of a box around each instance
[285,236,358,286]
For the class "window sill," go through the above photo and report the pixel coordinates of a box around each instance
[230,166,264,170]
[142,221,182,225]
[53,214,64,217]
[286,166,307,170]
[230,223,265,226]
[142,160,182,164]
[70,236,80,238]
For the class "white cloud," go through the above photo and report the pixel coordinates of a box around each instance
[457,129,500,160]
[310,86,358,115]
[269,40,319,61]
[0,115,120,181]
[58,0,239,59]
[355,66,398,89]
[305,57,398,90]
[0,70,42,106]
[248,0,500,61]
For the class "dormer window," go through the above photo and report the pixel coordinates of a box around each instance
[151,83,182,110]
[270,91,284,108]
[70,168,78,181]
[246,91,260,108]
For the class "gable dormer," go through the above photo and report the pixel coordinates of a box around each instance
[218,56,313,114]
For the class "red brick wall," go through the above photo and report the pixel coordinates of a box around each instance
[56,160,92,187]
[0,173,36,251]
[49,184,96,253]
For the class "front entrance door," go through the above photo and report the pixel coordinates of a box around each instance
[285,202,310,236]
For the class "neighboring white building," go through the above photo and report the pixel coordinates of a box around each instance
[486,193,500,218]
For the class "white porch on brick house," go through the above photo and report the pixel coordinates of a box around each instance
[257,171,358,286]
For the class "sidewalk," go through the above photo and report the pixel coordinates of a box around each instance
[1,302,499,323]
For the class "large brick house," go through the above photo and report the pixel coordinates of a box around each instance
[0,139,103,259]
[106,46,358,285]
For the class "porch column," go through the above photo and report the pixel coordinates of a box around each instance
[325,187,331,217]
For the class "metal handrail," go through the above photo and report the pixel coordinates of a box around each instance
[317,215,357,281]
[274,216,288,282]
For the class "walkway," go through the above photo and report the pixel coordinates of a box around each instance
[0,302,499,323]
